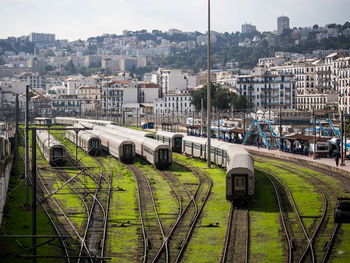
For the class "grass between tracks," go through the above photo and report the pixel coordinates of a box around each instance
[0,129,63,263]
[173,154,230,263]
[255,160,322,232]
[249,169,283,262]
[135,158,179,235]
[52,128,139,262]
[254,156,350,262]
[103,155,138,263]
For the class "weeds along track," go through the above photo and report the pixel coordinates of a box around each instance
[127,164,167,263]
[153,166,198,263]
[37,167,93,261]
[255,157,341,263]
[26,172,72,263]
[52,131,113,261]
[221,203,249,263]
[171,160,213,263]
[68,153,113,263]
[260,170,293,263]
[255,165,310,263]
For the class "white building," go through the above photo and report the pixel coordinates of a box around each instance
[65,76,96,95]
[18,72,45,91]
[154,90,194,114]
[236,67,296,112]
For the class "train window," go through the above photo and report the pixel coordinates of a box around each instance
[158,149,168,163]
[144,146,153,155]
[91,139,98,148]
[123,144,132,158]
[234,177,246,191]
[53,148,63,158]
[194,143,201,150]
[174,137,182,147]
[317,144,328,151]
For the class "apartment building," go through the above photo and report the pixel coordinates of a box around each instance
[236,67,296,112]
[154,90,194,114]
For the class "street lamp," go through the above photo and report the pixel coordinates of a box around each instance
[207,0,211,168]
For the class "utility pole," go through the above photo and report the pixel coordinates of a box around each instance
[341,111,345,166]
[14,94,19,177]
[25,85,30,208]
[279,105,282,151]
[137,108,139,129]
[31,128,37,263]
[201,98,204,137]
[313,108,317,159]
[207,0,211,167]
[243,111,246,139]
[217,108,220,140]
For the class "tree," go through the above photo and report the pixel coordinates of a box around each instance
[191,82,247,111]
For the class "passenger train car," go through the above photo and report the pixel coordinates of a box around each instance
[156,131,184,153]
[79,122,136,163]
[183,136,254,201]
[65,127,101,155]
[88,124,171,168]
[36,130,66,166]
[55,117,115,126]
[106,125,155,139]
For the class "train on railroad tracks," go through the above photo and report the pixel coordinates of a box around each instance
[37,130,66,166]
[55,117,253,200]
[182,136,254,202]
[65,127,101,155]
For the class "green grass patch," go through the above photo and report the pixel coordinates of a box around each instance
[255,161,322,232]
[103,155,139,263]
[135,158,179,234]
[173,154,230,263]
[249,169,284,262]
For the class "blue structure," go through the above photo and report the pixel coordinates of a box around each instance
[243,120,270,148]
[265,119,280,148]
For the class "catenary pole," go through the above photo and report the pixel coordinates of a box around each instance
[207,0,211,168]
[25,85,30,207]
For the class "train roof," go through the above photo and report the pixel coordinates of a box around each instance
[156,131,184,138]
[106,125,155,138]
[37,130,64,148]
[90,128,134,145]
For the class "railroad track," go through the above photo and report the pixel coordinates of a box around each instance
[255,157,343,262]
[69,153,113,263]
[171,160,213,263]
[153,165,198,263]
[37,146,112,262]
[255,157,341,263]
[128,164,168,263]
[221,203,249,263]
[37,167,94,261]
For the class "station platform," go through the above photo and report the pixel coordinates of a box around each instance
[244,145,350,177]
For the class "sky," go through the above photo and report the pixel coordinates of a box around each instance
[1,0,350,41]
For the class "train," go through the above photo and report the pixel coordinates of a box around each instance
[106,125,155,139]
[155,131,184,153]
[36,130,66,166]
[82,124,171,168]
[55,117,115,127]
[87,123,135,163]
[65,127,101,155]
[182,136,254,201]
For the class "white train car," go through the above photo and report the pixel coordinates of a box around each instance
[225,144,254,201]
[80,123,170,168]
[156,131,184,153]
[93,129,135,163]
[36,130,66,166]
[65,127,101,155]
[55,117,115,126]
[182,136,254,201]
[106,125,155,139]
